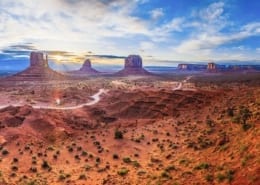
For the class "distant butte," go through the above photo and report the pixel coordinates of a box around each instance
[67,59,100,75]
[4,52,65,81]
[115,55,151,76]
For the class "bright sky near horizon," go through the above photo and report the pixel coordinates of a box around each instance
[0,0,259,70]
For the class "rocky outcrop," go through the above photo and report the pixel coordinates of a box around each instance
[30,52,49,68]
[178,64,207,71]
[4,52,64,81]
[67,59,100,76]
[115,55,150,76]
[125,55,143,69]
[79,59,99,74]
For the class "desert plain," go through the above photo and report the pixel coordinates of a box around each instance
[0,71,259,185]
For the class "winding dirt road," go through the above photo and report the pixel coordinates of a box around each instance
[173,76,193,91]
[0,89,107,110]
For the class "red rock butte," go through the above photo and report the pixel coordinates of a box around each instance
[4,52,65,81]
[68,59,100,75]
[115,55,150,76]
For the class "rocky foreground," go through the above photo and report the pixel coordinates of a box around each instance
[0,74,259,185]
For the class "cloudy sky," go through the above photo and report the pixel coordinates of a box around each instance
[0,0,259,70]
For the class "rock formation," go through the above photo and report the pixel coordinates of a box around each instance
[115,55,150,75]
[67,59,100,76]
[207,62,216,70]
[79,59,99,74]
[30,52,49,68]
[178,64,207,71]
[4,52,64,81]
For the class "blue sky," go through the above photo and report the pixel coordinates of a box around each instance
[0,0,259,70]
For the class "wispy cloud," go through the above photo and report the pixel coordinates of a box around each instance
[150,8,164,20]
[0,0,259,64]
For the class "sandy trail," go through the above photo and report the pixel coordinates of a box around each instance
[0,89,107,110]
[173,76,193,91]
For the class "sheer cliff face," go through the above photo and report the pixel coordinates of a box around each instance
[116,55,150,76]
[30,52,49,68]
[4,52,64,81]
[124,55,143,69]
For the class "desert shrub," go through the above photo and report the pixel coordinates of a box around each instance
[81,151,87,156]
[79,174,87,180]
[242,123,252,131]
[227,107,234,117]
[41,160,51,170]
[217,173,226,182]
[123,157,131,163]
[226,170,235,182]
[84,165,92,171]
[165,165,176,172]
[2,149,9,155]
[113,154,119,159]
[117,168,129,176]
[194,163,210,170]
[96,157,101,163]
[59,174,66,181]
[161,171,171,179]
[68,147,73,152]
[30,167,37,173]
[132,160,141,167]
[13,158,18,163]
[206,119,215,127]
[114,130,123,139]
[11,166,18,171]
[205,174,214,182]
[239,106,252,125]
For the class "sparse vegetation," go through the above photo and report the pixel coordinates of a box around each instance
[117,168,129,176]
[114,130,123,139]
[194,162,210,170]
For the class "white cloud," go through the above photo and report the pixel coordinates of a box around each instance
[140,41,155,51]
[198,2,225,22]
[0,0,259,62]
[0,0,151,52]
[150,8,164,20]
[169,2,260,61]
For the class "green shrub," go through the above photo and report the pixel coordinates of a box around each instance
[113,154,119,159]
[114,130,123,139]
[205,174,214,182]
[123,157,131,163]
[217,173,226,182]
[2,149,9,155]
[41,160,51,170]
[194,163,210,170]
[79,174,87,180]
[118,168,129,176]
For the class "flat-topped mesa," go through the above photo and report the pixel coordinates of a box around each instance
[116,55,151,76]
[30,52,49,68]
[178,64,207,71]
[125,55,143,69]
[207,62,216,70]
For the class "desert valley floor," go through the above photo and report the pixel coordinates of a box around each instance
[0,73,259,185]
